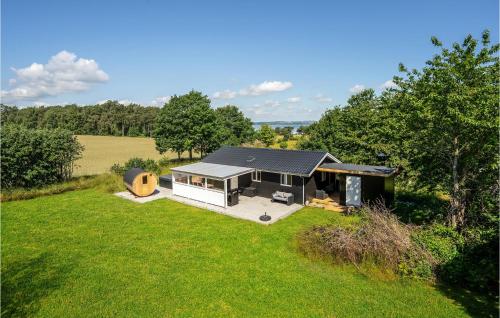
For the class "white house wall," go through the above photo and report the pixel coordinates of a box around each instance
[172,182,225,207]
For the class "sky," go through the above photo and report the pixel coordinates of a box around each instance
[1,0,498,121]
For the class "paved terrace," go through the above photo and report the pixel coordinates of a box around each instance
[115,187,303,225]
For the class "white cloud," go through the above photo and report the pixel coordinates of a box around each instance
[151,96,171,106]
[118,99,133,106]
[287,96,301,103]
[33,101,49,107]
[253,107,268,115]
[1,50,109,103]
[349,84,366,94]
[314,94,333,103]
[212,80,293,100]
[380,80,397,90]
[213,90,237,100]
[240,81,293,96]
[263,100,280,107]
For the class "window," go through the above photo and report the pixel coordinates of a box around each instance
[280,173,292,186]
[207,178,224,191]
[142,175,148,184]
[321,172,327,182]
[189,175,206,187]
[174,173,188,184]
[251,170,261,182]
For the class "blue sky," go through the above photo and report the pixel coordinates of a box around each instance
[1,0,498,121]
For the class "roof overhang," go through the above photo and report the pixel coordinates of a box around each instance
[316,162,396,177]
[170,162,255,180]
[306,152,342,177]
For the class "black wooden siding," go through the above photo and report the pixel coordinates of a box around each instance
[241,171,304,204]
[307,172,394,207]
[238,173,252,188]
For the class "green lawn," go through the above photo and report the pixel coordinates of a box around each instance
[1,189,489,317]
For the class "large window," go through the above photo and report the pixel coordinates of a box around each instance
[207,178,224,191]
[189,175,206,187]
[174,173,188,184]
[251,170,261,182]
[280,173,292,187]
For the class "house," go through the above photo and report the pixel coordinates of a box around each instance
[164,146,395,209]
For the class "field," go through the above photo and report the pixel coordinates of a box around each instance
[2,188,491,318]
[74,135,176,176]
[74,135,299,176]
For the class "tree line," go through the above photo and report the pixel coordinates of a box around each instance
[1,101,159,137]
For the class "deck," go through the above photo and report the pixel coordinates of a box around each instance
[307,193,347,212]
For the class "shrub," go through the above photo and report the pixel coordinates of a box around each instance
[1,125,84,189]
[110,163,125,175]
[110,157,161,176]
[279,140,288,149]
[440,229,499,293]
[413,224,463,263]
[158,157,170,167]
[298,203,435,279]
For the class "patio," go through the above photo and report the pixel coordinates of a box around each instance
[115,187,303,225]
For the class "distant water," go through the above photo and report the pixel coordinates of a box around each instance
[252,121,314,133]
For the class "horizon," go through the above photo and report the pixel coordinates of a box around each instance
[1,0,498,121]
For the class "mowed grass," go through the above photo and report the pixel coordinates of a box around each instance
[75,135,183,176]
[1,189,479,317]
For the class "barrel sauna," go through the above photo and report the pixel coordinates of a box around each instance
[123,168,157,197]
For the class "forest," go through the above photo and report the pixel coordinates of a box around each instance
[0,101,159,137]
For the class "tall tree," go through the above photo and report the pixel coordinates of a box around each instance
[185,91,220,157]
[298,89,395,166]
[215,105,254,146]
[393,30,499,229]
[154,91,222,159]
[154,95,189,159]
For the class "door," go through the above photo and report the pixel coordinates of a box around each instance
[230,176,238,190]
[346,176,361,206]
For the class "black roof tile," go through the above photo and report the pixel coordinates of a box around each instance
[201,146,332,176]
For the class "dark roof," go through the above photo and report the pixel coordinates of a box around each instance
[319,163,395,177]
[201,146,336,176]
[123,167,145,184]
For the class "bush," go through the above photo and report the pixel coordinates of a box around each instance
[298,203,435,279]
[440,229,499,293]
[158,157,171,167]
[413,224,463,263]
[110,163,125,175]
[1,125,84,188]
[279,140,288,149]
[110,157,161,176]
